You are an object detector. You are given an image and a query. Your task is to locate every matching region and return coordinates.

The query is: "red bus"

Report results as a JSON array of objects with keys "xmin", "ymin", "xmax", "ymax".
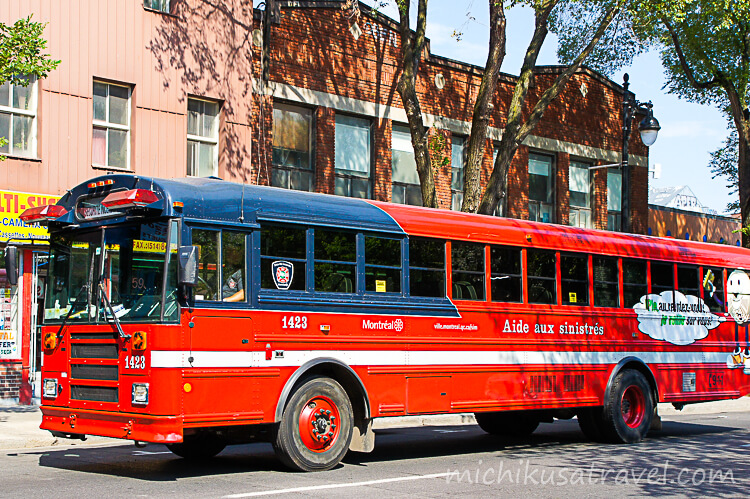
[{"xmin": 14, "ymin": 174, "xmax": 750, "ymax": 471}]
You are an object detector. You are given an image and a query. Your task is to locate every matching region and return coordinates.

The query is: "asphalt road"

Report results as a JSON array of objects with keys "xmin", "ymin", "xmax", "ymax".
[{"xmin": 2, "ymin": 412, "xmax": 748, "ymax": 498}]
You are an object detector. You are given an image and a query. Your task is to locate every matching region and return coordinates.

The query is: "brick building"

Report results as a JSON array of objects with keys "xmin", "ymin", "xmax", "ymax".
[{"xmin": 0, "ymin": 0, "xmax": 651, "ymax": 403}]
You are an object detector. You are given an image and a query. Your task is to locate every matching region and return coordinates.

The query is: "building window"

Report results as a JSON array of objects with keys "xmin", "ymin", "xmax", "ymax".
[
  {"xmin": 335, "ymin": 114, "xmax": 371, "ymax": 198},
  {"xmin": 451, "ymin": 136, "xmax": 465, "ymax": 211},
  {"xmin": 93, "ymin": 81, "xmax": 131, "ymax": 169},
  {"xmin": 144, "ymin": 0, "xmax": 170, "ymax": 13},
  {"xmin": 186, "ymin": 97, "xmax": 219, "ymax": 177},
  {"xmin": 528, "ymin": 153, "xmax": 554, "ymax": 223},
  {"xmin": 272, "ymin": 103, "xmax": 313, "ymax": 191},
  {"xmin": 607, "ymin": 170, "xmax": 622, "ymax": 231},
  {"xmin": 391, "ymin": 125, "xmax": 421, "ymax": 205},
  {"xmin": 569, "ymin": 161, "xmax": 592, "ymax": 228},
  {"xmin": 0, "ymin": 76, "xmax": 37, "ymax": 158}
]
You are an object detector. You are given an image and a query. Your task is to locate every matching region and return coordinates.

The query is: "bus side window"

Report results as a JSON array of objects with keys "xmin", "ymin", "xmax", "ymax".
[
  {"xmin": 365, "ymin": 236, "xmax": 402, "ymax": 293},
  {"xmin": 677, "ymin": 265, "xmax": 699, "ymax": 298},
  {"xmin": 451, "ymin": 241, "xmax": 485, "ymax": 301},
  {"xmin": 409, "ymin": 237, "xmax": 445, "ymax": 298},
  {"xmin": 527, "ymin": 249, "xmax": 556, "ymax": 304},
  {"xmin": 260, "ymin": 225, "xmax": 307, "ymax": 291},
  {"xmin": 490, "ymin": 245, "xmax": 522, "ymax": 303},
  {"xmin": 703, "ymin": 267, "xmax": 724, "ymax": 313},
  {"xmin": 651, "ymin": 262, "xmax": 674, "ymax": 295},
  {"xmin": 192, "ymin": 229, "xmax": 219, "ymax": 301},
  {"xmin": 561, "ymin": 253, "xmax": 588, "ymax": 306},
  {"xmin": 221, "ymin": 231, "xmax": 246, "ymax": 302},
  {"xmin": 593, "ymin": 256, "xmax": 618, "ymax": 307},
  {"xmin": 622, "ymin": 259, "xmax": 647, "ymax": 308},
  {"xmin": 314, "ymin": 230, "xmax": 356, "ymax": 293}
]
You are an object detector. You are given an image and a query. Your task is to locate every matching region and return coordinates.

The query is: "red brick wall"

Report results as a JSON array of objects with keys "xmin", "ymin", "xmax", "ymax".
[
  {"xmin": 593, "ymin": 166, "xmax": 608, "ymax": 230},
  {"xmin": 316, "ymin": 107, "xmax": 336, "ymax": 195},
  {"xmin": 556, "ymin": 152, "xmax": 570, "ymax": 225},
  {"xmin": 0, "ymin": 364, "xmax": 21, "ymax": 401},
  {"xmin": 373, "ymin": 118, "xmax": 392, "ymax": 202}
]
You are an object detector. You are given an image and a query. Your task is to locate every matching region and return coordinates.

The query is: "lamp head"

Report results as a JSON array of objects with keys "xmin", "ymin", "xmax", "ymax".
[{"xmin": 638, "ymin": 102, "xmax": 660, "ymax": 147}]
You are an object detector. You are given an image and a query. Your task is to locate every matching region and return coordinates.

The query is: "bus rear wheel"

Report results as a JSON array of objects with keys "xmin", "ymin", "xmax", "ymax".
[
  {"xmin": 600, "ymin": 369, "xmax": 654, "ymax": 443},
  {"xmin": 273, "ymin": 376, "xmax": 354, "ymax": 472},
  {"xmin": 474, "ymin": 411, "xmax": 540, "ymax": 436},
  {"xmin": 166, "ymin": 433, "xmax": 226, "ymax": 459}
]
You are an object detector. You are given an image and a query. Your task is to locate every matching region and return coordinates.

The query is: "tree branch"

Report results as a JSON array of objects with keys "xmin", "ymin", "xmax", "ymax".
[{"xmin": 661, "ymin": 16, "xmax": 721, "ymax": 91}]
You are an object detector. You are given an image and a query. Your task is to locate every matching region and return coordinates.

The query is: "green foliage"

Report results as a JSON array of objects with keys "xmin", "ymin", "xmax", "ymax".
[
  {"xmin": 709, "ymin": 124, "xmax": 740, "ymax": 213},
  {"xmin": 428, "ymin": 131, "xmax": 451, "ymax": 169},
  {"xmin": 0, "ymin": 15, "xmax": 60, "ymax": 86}
]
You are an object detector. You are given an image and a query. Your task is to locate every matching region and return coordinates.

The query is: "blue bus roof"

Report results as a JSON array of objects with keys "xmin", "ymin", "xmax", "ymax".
[{"xmin": 58, "ymin": 175, "xmax": 405, "ymax": 234}]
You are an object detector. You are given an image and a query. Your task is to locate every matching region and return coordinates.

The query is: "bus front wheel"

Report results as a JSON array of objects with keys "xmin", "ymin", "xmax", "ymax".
[
  {"xmin": 474, "ymin": 411, "xmax": 540, "ymax": 436},
  {"xmin": 273, "ymin": 376, "xmax": 354, "ymax": 471},
  {"xmin": 600, "ymin": 369, "xmax": 654, "ymax": 443}
]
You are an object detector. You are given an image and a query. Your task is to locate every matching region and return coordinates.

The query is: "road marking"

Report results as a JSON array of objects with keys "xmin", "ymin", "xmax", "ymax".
[
  {"xmin": 223, "ymin": 472, "xmax": 453, "ymax": 498},
  {"xmin": 132, "ymin": 450, "xmax": 172, "ymax": 456},
  {"xmin": 433, "ymin": 429, "xmax": 468, "ymax": 434}
]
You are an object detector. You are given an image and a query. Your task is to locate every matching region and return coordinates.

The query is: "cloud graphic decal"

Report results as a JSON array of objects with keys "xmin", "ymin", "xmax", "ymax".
[{"xmin": 633, "ymin": 291, "xmax": 725, "ymax": 345}]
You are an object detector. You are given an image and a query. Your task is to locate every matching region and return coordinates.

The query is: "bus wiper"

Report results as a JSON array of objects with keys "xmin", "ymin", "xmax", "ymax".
[
  {"xmin": 56, "ymin": 283, "xmax": 89, "ymax": 339},
  {"xmin": 97, "ymin": 282, "xmax": 130, "ymax": 341}
]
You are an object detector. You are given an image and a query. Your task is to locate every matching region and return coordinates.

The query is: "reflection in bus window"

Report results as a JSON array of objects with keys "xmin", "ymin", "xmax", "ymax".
[
  {"xmin": 651, "ymin": 262, "xmax": 674, "ymax": 295},
  {"xmin": 193, "ymin": 229, "xmax": 219, "ymax": 300},
  {"xmin": 409, "ymin": 238, "xmax": 445, "ymax": 298},
  {"xmin": 261, "ymin": 225, "xmax": 307, "ymax": 291},
  {"xmin": 221, "ymin": 231, "xmax": 246, "ymax": 302},
  {"xmin": 315, "ymin": 230, "xmax": 356, "ymax": 293},
  {"xmin": 623, "ymin": 259, "xmax": 647, "ymax": 307},
  {"xmin": 677, "ymin": 265, "xmax": 699, "ymax": 298},
  {"xmin": 490, "ymin": 246, "xmax": 522, "ymax": 303},
  {"xmin": 452, "ymin": 242, "xmax": 485, "ymax": 301},
  {"xmin": 527, "ymin": 249, "xmax": 556, "ymax": 304},
  {"xmin": 593, "ymin": 256, "xmax": 618, "ymax": 307},
  {"xmin": 365, "ymin": 237, "xmax": 401, "ymax": 293},
  {"xmin": 561, "ymin": 254, "xmax": 588, "ymax": 306},
  {"xmin": 703, "ymin": 267, "xmax": 724, "ymax": 313}
]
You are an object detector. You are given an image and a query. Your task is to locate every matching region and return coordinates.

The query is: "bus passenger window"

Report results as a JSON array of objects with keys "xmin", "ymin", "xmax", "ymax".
[
  {"xmin": 315, "ymin": 230, "xmax": 356, "ymax": 293},
  {"xmin": 221, "ymin": 231, "xmax": 246, "ymax": 302},
  {"xmin": 703, "ymin": 268, "xmax": 724, "ymax": 313},
  {"xmin": 593, "ymin": 257, "xmax": 618, "ymax": 307},
  {"xmin": 622, "ymin": 259, "xmax": 647, "ymax": 307},
  {"xmin": 677, "ymin": 266, "xmax": 699, "ymax": 298},
  {"xmin": 192, "ymin": 229, "xmax": 219, "ymax": 301},
  {"xmin": 451, "ymin": 242, "xmax": 485, "ymax": 301},
  {"xmin": 527, "ymin": 249, "xmax": 556, "ymax": 304},
  {"xmin": 261, "ymin": 225, "xmax": 306, "ymax": 291},
  {"xmin": 561, "ymin": 254, "xmax": 588, "ymax": 306},
  {"xmin": 365, "ymin": 237, "xmax": 402, "ymax": 293},
  {"xmin": 490, "ymin": 246, "xmax": 522, "ymax": 303},
  {"xmin": 409, "ymin": 238, "xmax": 445, "ymax": 298},
  {"xmin": 651, "ymin": 262, "xmax": 674, "ymax": 295}
]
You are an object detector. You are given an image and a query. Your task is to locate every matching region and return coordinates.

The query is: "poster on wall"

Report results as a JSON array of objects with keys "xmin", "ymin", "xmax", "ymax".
[
  {"xmin": 0, "ymin": 190, "xmax": 61, "ymax": 243},
  {"xmin": 0, "ymin": 287, "xmax": 19, "ymax": 360}
]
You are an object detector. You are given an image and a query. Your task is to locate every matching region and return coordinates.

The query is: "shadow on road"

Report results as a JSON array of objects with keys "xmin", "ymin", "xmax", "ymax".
[{"xmin": 32, "ymin": 418, "xmax": 748, "ymax": 496}]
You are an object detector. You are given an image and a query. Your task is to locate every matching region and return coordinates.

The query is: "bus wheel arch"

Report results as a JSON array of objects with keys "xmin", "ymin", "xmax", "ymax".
[
  {"xmin": 604, "ymin": 357, "xmax": 659, "ymax": 410},
  {"xmin": 275, "ymin": 358, "xmax": 374, "ymax": 453}
]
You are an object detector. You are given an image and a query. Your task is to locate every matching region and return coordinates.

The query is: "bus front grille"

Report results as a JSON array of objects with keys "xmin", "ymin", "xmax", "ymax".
[
  {"xmin": 71, "ymin": 344, "xmax": 119, "ymax": 359},
  {"xmin": 70, "ymin": 386, "xmax": 118, "ymax": 403},
  {"xmin": 71, "ymin": 364, "xmax": 119, "ymax": 381}
]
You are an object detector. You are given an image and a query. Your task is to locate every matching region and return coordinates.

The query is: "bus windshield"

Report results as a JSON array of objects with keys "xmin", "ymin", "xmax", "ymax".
[{"xmin": 44, "ymin": 220, "xmax": 179, "ymax": 324}]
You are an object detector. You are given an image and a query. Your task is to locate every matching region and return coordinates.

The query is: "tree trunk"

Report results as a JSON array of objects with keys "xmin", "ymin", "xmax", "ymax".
[
  {"xmin": 737, "ymin": 119, "xmax": 750, "ymax": 247},
  {"xmin": 461, "ymin": 2, "xmax": 506, "ymax": 213}
]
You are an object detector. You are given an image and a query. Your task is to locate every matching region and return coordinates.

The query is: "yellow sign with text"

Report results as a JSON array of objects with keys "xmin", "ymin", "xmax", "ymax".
[
  {"xmin": 0, "ymin": 190, "xmax": 61, "ymax": 243},
  {"xmin": 133, "ymin": 240, "xmax": 167, "ymax": 253}
]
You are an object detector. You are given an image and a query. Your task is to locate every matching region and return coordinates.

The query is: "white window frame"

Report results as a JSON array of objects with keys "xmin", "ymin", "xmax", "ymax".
[
  {"xmin": 607, "ymin": 169, "xmax": 623, "ymax": 231},
  {"xmin": 451, "ymin": 136, "xmax": 466, "ymax": 211},
  {"xmin": 0, "ymin": 77, "xmax": 38, "ymax": 159},
  {"xmin": 92, "ymin": 81, "xmax": 132, "ymax": 169},
  {"xmin": 391, "ymin": 124, "xmax": 421, "ymax": 206},
  {"xmin": 186, "ymin": 96, "xmax": 220, "ymax": 178},
  {"xmin": 271, "ymin": 102, "xmax": 314, "ymax": 191},
  {"xmin": 569, "ymin": 160, "xmax": 593, "ymax": 229},
  {"xmin": 528, "ymin": 152, "xmax": 555, "ymax": 223},
  {"xmin": 334, "ymin": 114, "xmax": 372, "ymax": 199}
]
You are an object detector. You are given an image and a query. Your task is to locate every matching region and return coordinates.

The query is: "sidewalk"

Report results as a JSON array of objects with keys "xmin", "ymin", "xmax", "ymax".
[{"xmin": 1, "ymin": 397, "xmax": 748, "ymax": 452}]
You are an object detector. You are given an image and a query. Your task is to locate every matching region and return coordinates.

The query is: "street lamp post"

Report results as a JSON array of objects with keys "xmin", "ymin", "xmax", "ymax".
[{"xmin": 621, "ymin": 73, "xmax": 661, "ymax": 233}]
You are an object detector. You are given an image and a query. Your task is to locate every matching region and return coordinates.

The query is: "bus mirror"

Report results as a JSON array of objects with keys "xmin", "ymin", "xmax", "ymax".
[
  {"xmin": 178, "ymin": 246, "xmax": 199, "ymax": 286},
  {"xmin": 4, "ymin": 246, "xmax": 18, "ymax": 286}
]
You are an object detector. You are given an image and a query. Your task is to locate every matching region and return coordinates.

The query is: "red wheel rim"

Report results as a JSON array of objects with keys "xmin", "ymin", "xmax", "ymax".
[
  {"xmin": 621, "ymin": 385, "xmax": 646, "ymax": 428},
  {"xmin": 298, "ymin": 395, "xmax": 341, "ymax": 453}
]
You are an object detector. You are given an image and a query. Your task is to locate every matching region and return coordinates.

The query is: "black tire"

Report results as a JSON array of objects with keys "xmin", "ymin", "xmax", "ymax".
[
  {"xmin": 474, "ymin": 411, "xmax": 540, "ymax": 436},
  {"xmin": 600, "ymin": 369, "xmax": 654, "ymax": 443},
  {"xmin": 166, "ymin": 433, "xmax": 226, "ymax": 459},
  {"xmin": 273, "ymin": 376, "xmax": 354, "ymax": 472},
  {"xmin": 577, "ymin": 407, "xmax": 606, "ymax": 442}
]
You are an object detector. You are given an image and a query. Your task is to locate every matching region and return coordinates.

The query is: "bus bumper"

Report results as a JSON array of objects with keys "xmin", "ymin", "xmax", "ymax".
[{"xmin": 40, "ymin": 406, "xmax": 183, "ymax": 444}]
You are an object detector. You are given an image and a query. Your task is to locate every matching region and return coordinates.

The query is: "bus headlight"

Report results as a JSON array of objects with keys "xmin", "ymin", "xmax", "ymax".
[
  {"xmin": 132, "ymin": 383, "xmax": 149, "ymax": 405},
  {"xmin": 43, "ymin": 378, "xmax": 58, "ymax": 398}
]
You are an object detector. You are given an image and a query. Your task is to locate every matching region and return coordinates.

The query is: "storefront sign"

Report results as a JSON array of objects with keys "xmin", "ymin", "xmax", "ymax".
[
  {"xmin": 0, "ymin": 288, "xmax": 19, "ymax": 360},
  {"xmin": 0, "ymin": 190, "xmax": 61, "ymax": 242}
]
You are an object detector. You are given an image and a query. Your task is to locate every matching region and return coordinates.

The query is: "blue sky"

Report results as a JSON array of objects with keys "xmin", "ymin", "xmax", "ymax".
[{"xmin": 359, "ymin": 1, "xmax": 733, "ymax": 213}]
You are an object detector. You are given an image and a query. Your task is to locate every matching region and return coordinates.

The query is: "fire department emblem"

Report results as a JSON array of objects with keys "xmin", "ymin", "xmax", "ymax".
[{"xmin": 272, "ymin": 260, "xmax": 294, "ymax": 290}]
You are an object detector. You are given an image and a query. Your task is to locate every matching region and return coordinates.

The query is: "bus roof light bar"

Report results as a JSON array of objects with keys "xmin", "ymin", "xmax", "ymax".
[
  {"xmin": 19, "ymin": 205, "xmax": 69, "ymax": 224},
  {"xmin": 101, "ymin": 189, "xmax": 159, "ymax": 209}
]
